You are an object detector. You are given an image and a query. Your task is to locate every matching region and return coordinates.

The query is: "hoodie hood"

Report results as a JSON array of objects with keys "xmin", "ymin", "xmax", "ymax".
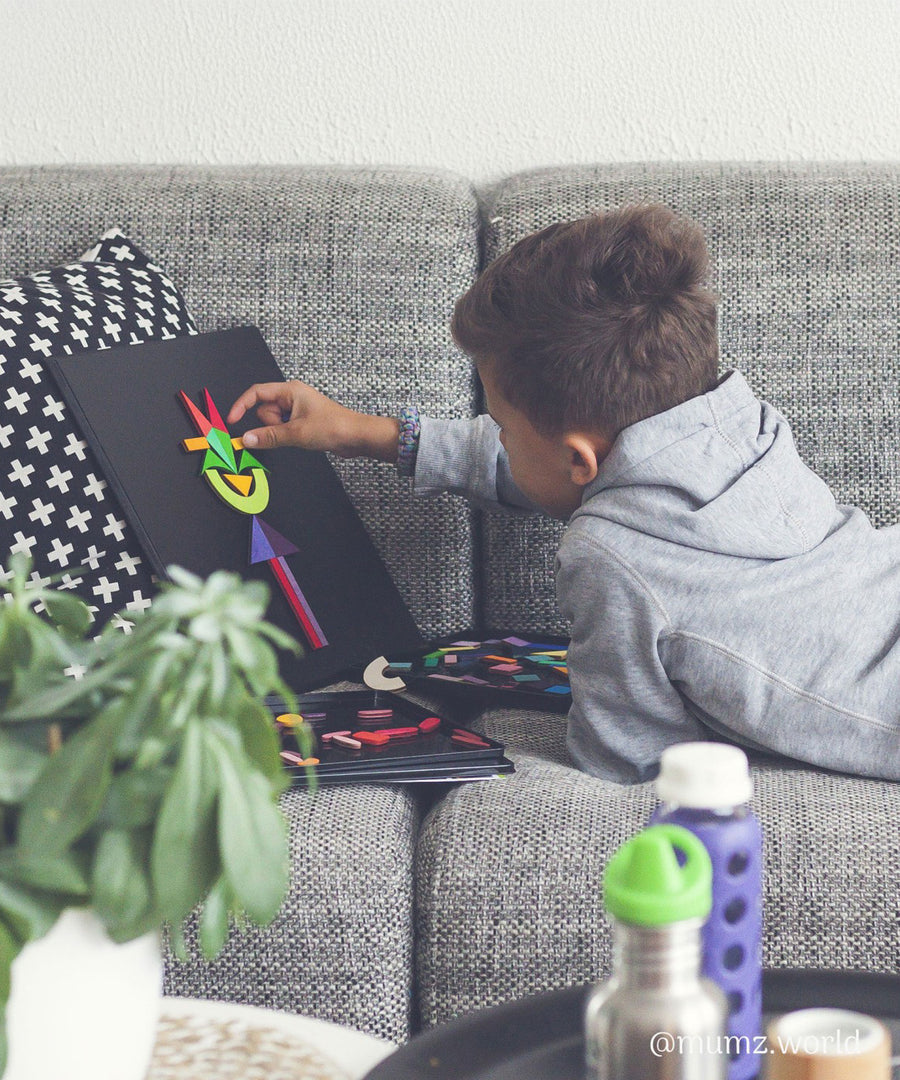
[{"xmin": 573, "ymin": 370, "xmax": 838, "ymax": 559}]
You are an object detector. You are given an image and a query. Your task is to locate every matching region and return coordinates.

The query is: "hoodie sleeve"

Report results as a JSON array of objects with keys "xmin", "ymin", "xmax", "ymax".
[
  {"xmin": 556, "ymin": 529, "xmax": 707, "ymax": 784},
  {"xmin": 411, "ymin": 414, "xmax": 541, "ymax": 514}
]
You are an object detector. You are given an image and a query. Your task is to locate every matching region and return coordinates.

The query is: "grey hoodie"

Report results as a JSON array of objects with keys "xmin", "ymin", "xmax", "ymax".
[{"xmin": 414, "ymin": 370, "xmax": 900, "ymax": 784}]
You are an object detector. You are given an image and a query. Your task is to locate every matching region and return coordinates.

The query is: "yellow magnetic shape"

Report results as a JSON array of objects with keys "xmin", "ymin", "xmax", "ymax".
[
  {"xmin": 204, "ymin": 467, "xmax": 270, "ymax": 514},
  {"xmin": 231, "ymin": 437, "xmax": 245, "ymax": 449},
  {"xmin": 222, "ymin": 473, "xmax": 253, "ymax": 496}
]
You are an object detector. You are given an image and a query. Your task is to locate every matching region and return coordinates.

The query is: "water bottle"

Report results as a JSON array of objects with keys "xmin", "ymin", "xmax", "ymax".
[
  {"xmin": 651, "ymin": 742, "xmax": 763, "ymax": 1080},
  {"xmin": 585, "ymin": 824, "xmax": 728, "ymax": 1079}
]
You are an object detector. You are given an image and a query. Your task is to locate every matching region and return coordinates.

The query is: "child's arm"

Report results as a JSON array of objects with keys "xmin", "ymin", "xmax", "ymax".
[
  {"xmin": 227, "ymin": 380, "xmax": 399, "ymax": 460},
  {"xmin": 557, "ymin": 528, "xmax": 707, "ymax": 783},
  {"xmin": 227, "ymin": 381, "xmax": 541, "ymax": 514},
  {"xmin": 413, "ymin": 413, "xmax": 541, "ymax": 514}
]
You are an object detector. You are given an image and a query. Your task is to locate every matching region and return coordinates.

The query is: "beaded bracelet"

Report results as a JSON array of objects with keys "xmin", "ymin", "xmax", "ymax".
[{"xmin": 397, "ymin": 405, "xmax": 421, "ymax": 477}]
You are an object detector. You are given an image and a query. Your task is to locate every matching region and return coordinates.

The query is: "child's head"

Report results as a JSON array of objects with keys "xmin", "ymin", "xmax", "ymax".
[{"xmin": 451, "ymin": 203, "xmax": 719, "ymax": 443}]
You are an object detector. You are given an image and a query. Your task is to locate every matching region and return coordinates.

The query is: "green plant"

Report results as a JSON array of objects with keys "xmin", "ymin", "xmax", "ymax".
[{"xmin": 0, "ymin": 553, "xmax": 311, "ymax": 1069}]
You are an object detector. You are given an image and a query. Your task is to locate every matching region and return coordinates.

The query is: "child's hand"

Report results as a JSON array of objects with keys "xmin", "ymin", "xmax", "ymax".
[{"xmin": 227, "ymin": 381, "xmax": 399, "ymax": 462}]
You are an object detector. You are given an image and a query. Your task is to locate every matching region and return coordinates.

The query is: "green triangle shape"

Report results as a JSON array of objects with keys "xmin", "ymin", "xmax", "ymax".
[
  {"xmin": 200, "ymin": 447, "xmax": 232, "ymax": 474},
  {"xmin": 239, "ymin": 449, "xmax": 268, "ymax": 473},
  {"xmin": 206, "ymin": 427, "xmax": 237, "ymax": 472}
]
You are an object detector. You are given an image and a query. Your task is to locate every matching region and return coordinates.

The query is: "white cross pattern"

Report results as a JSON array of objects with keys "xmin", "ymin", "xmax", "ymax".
[
  {"xmin": 66, "ymin": 505, "xmax": 93, "ymax": 533},
  {"xmin": 0, "ymin": 490, "xmax": 17, "ymax": 520},
  {"xmin": 115, "ymin": 552, "xmax": 142, "ymax": 576},
  {"xmin": 42, "ymin": 395, "xmax": 66, "ymax": 422},
  {"xmin": 102, "ymin": 514, "xmax": 126, "ymax": 542},
  {"xmin": 28, "ymin": 333, "xmax": 53, "ymax": 357},
  {"xmin": 4, "ymin": 386, "xmax": 30, "ymax": 415},
  {"xmin": 25, "ymin": 426, "xmax": 52, "ymax": 455},
  {"xmin": 8, "ymin": 459, "xmax": 35, "ymax": 487},
  {"xmin": 10, "ymin": 531, "xmax": 37, "ymax": 557},
  {"xmin": 83, "ymin": 545, "xmax": 106, "ymax": 571},
  {"xmin": 47, "ymin": 464, "xmax": 73, "ymax": 492},
  {"xmin": 47, "ymin": 536, "xmax": 74, "ymax": 566},
  {"xmin": 92, "ymin": 576, "xmax": 120, "ymax": 605},
  {"xmin": 63, "ymin": 433, "xmax": 88, "ymax": 460},
  {"xmin": 28, "ymin": 497, "xmax": 55, "ymax": 526},
  {"xmin": 83, "ymin": 473, "xmax": 107, "ymax": 502},
  {"xmin": 18, "ymin": 357, "xmax": 44, "ymax": 384}
]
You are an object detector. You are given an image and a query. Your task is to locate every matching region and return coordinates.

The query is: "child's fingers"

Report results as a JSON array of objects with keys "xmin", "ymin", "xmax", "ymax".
[
  {"xmin": 227, "ymin": 382, "xmax": 292, "ymax": 424},
  {"xmin": 241, "ymin": 424, "xmax": 284, "ymax": 449}
]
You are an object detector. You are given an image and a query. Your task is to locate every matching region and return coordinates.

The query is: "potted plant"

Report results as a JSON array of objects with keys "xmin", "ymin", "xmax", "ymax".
[{"xmin": 0, "ymin": 552, "xmax": 311, "ymax": 1080}]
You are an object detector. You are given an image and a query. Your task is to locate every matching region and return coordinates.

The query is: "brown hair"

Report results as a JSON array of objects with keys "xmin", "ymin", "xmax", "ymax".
[{"xmin": 450, "ymin": 203, "xmax": 719, "ymax": 437}]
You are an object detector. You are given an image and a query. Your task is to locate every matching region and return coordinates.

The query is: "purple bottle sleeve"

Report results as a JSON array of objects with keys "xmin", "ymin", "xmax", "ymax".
[{"xmin": 651, "ymin": 804, "xmax": 763, "ymax": 1080}]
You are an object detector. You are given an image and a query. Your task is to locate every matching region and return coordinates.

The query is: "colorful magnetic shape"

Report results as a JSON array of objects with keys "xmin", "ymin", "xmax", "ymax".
[
  {"xmin": 200, "ymin": 447, "xmax": 231, "ymax": 474},
  {"xmin": 205, "ymin": 426, "xmax": 238, "ymax": 472},
  {"xmin": 202, "ymin": 388, "xmax": 227, "ymax": 431},
  {"xmin": 269, "ymin": 555, "xmax": 328, "ymax": 648},
  {"xmin": 179, "ymin": 390, "xmax": 214, "ymax": 436},
  {"xmin": 179, "ymin": 387, "xmax": 328, "ymax": 651},
  {"xmin": 249, "ymin": 516, "xmax": 299, "ymax": 562},
  {"xmin": 223, "ymin": 473, "xmax": 254, "ymax": 496},
  {"xmin": 205, "ymin": 467, "xmax": 270, "ymax": 514},
  {"xmin": 238, "ymin": 448, "xmax": 268, "ymax": 473}
]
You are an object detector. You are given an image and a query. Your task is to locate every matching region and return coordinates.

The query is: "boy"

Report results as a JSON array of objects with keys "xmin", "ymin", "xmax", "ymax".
[{"xmin": 228, "ymin": 204, "xmax": 900, "ymax": 784}]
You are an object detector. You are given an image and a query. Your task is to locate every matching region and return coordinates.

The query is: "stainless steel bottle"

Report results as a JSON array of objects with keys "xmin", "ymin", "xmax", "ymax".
[{"xmin": 585, "ymin": 824, "xmax": 728, "ymax": 1080}]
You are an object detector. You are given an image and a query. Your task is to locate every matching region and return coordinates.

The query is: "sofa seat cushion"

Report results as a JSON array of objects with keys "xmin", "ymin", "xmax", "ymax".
[
  {"xmin": 415, "ymin": 750, "xmax": 900, "ymax": 1028},
  {"xmin": 164, "ymin": 780, "xmax": 420, "ymax": 1045}
]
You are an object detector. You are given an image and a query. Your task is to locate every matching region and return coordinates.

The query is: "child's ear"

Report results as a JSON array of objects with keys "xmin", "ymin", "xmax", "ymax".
[{"xmin": 564, "ymin": 433, "xmax": 609, "ymax": 487}]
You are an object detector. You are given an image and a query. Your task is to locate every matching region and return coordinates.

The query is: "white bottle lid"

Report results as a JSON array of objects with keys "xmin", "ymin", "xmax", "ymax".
[{"xmin": 655, "ymin": 742, "xmax": 753, "ymax": 809}]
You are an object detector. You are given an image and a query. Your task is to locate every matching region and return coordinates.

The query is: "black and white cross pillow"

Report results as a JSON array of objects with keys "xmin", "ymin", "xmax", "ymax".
[{"xmin": 0, "ymin": 229, "xmax": 198, "ymax": 630}]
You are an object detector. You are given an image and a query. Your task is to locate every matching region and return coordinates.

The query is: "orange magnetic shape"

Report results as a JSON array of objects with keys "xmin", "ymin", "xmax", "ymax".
[
  {"xmin": 183, "ymin": 436, "xmax": 210, "ymax": 452},
  {"xmin": 223, "ymin": 473, "xmax": 254, "ymax": 496}
]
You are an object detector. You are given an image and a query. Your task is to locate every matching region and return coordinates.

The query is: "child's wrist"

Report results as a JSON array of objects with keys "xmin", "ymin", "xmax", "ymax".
[{"xmin": 339, "ymin": 413, "xmax": 399, "ymax": 462}]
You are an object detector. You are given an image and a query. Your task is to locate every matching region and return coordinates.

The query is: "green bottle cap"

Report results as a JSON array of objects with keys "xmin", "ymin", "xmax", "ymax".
[{"xmin": 603, "ymin": 824, "xmax": 712, "ymax": 926}]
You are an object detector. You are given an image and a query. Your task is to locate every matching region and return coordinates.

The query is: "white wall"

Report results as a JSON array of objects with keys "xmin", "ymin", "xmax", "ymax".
[{"xmin": 3, "ymin": 0, "xmax": 900, "ymax": 183}]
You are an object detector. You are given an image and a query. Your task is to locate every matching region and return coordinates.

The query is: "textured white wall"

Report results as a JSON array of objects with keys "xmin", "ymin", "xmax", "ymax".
[{"xmin": 3, "ymin": 0, "xmax": 900, "ymax": 182}]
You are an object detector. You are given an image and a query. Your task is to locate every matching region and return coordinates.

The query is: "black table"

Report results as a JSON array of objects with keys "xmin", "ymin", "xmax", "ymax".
[{"xmin": 364, "ymin": 971, "xmax": 900, "ymax": 1079}]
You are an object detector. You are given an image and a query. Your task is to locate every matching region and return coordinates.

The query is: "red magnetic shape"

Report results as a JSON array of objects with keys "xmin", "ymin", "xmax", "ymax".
[
  {"xmin": 203, "ymin": 388, "xmax": 228, "ymax": 432},
  {"xmin": 179, "ymin": 390, "xmax": 213, "ymax": 436}
]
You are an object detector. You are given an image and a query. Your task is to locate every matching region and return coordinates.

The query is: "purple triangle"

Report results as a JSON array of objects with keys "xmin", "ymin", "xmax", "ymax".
[{"xmin": 249, "ymin": 516, "xmax": 299, "ymax": 564}]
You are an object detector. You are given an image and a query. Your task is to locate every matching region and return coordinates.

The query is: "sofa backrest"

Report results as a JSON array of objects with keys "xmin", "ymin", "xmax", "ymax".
[
  {"xmin": 0, "ymin": 164, "xmax": 481, "ymax": 639},
  {"xmin": 477, "ymin": 163, "xmax": 900, "ymax": 633},
  {"xmin": 4, "ymin": 163, "xmax": 900, "ymax": 645}
]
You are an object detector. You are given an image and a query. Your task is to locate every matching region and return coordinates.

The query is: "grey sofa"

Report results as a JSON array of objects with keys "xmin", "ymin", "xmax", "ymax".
[{"xmin": 1, "ymin": 163, "xmax": 899, "ymax": 1047}]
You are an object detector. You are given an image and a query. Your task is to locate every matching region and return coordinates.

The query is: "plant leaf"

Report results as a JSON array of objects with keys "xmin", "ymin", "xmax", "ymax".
[
  {"xmin": 198, "ymin": 876, "xmax": 231, "ymax": 960},
  {"xmin": 98, "ymin": 766, "xmax": 173, "ymax": 829},
  {"xmin": 0, "ymin": 916, "xmax": 21, "ymax": 1078},
  {"xmin": 0, "ymin": 734, "xmax": 47, "ymax": 803},
  {"xmin": 0, "ymin": 850, "xmax": 88, "ymax": 895},
  {"xmin": 0, "ymin": 879, "xmax": 68, "ymax": 944},
  {"xmin": 41, "ymin": 590, "xmax": 92, "ymax": 638},
  {"xmin": 150, "ymin": 720, "xmax": 220, "ymax": 922},
  {"xmin": 205, "ymin": 730, "xmax": 288, "ymax": 925},
  {"xmin": 92, "ymin": 829, "xmax": 153, "ymax": 942},
  {"xmin": 17, "ymin": 705, "xmax": 121, "ymax": 856}
]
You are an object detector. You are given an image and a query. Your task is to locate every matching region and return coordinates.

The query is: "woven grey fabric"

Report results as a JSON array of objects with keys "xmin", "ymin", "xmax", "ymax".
[
  {"xmin": 164, "ymin": 780, "xmax": 420, "ymax": 1045},
  {"xmin": 0, "ymin": 164, "xmax": 481, "ymax": 637},
  {"xmin": 469, "ymin": 705, "xmax": 572, "ymax": 766},
  {"xmin": 475, "ymin": 163, "xmax": 900, "ymax": 631},
  {"xmin": 416, "ymin": 750, "xmax": 900, "ymax": 1028}
]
